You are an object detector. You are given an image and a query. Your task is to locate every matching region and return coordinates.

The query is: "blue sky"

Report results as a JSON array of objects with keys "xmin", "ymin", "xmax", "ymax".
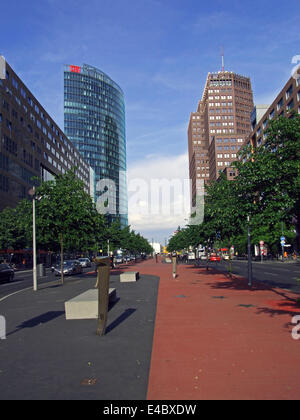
[{"xmin": 2, "ymin": 0, "xmax": 300, "ymax": 244}]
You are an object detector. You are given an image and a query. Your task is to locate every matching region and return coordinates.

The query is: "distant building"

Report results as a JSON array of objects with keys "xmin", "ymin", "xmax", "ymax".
[
  {"xmin": 0, "ymin": 56, "xmax": 92, "ymax": 212},
  {"xmin": 250, "ymin": 105, "xmax": 270, "ymax": 130},
  {"xmin": 151, "ymin": 242, "xmax": 162, "ymax": 254},
  {"xmin": 188, "ymin": 70, "xmax": 253, "ymax": 207},
  {"xmin": 221, "ymin": 166, "xmax": 238, "ymax": 181},
  {"xmin": 63, "ymin": 63, "xmax": 128, "ymax": 227}
]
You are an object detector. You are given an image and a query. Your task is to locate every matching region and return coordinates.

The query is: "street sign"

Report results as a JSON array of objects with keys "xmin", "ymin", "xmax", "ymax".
[
  {"xmin": 259, "ymin": 240, "xmax": 264, "ymax": 246},
  {"xmin": 280, "ymin": 236, "xmax": 285, "ymax": 241}
]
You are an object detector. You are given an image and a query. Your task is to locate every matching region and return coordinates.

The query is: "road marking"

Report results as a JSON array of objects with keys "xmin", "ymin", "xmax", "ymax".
[
  {"xmin": 0, "ymin": 281, "xmax": 23, "ymax": 287},
  {"xmin": 0, "ymin": 287, "xmax": 33, "ymax": 303},
  {"xmin": 263, "ymin": 272, "xmax": 279, "ymax": 276}
]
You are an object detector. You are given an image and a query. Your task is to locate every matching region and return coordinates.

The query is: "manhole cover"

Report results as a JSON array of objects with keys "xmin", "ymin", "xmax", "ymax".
[
  {"xmin": 212, "ymin": 296, "xmax": 225, "ymax": 299},
  {"xmin": 175, "ymin": 295, "xmax": 186, "ymax": 298},
  {"xmin": 80, "ymin": 378, "xmax": 97, "ymax": 386},
  {"xmin": 238, "ymin": 304, "xmax": 255, "ymax": 308}
]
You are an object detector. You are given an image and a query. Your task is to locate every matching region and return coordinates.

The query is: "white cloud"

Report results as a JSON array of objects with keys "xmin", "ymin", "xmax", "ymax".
[{"xmin": 127, "ymin": 153, "xmax": 190, "ymax": 232}]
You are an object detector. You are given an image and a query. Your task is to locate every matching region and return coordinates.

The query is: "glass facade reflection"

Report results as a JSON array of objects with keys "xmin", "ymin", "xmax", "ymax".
[{"xmin": 64, "ymin": 64, "xmax": 128, "ymax": 226}]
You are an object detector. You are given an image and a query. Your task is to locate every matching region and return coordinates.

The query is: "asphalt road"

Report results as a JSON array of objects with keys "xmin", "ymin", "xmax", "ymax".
[
  {"xmin": 0, "ymin": 266, "xmax": 94, "ymax": 300},
  {"xmin": 202, "ymin": 259, "xmax": 300, "ymax": 294},
  {"xmin": 0, "ymin": 266, "xmax": 159, "ymax": 400}
]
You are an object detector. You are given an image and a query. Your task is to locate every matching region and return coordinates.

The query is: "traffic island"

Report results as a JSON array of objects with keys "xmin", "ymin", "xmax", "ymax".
[
  {"xmin": 120, "ymin": 271, "xmax": 139, "ymax": 282},
  {"xmin": 65, "ymin": 288, "xmax": 117, "ymax": 320}
]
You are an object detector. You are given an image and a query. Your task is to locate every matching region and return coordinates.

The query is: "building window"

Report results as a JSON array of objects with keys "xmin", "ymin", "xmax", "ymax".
[
  {"xmin": 286, "ymin": 84, "xmax": 293, "ymax": 99},
  {"xmin": 287, "ymin": 99, "xmax": 294, "ymax": 111},
  {"xmin": 277, "ymin": 97, "xmax": 283, "ymax": 110}
]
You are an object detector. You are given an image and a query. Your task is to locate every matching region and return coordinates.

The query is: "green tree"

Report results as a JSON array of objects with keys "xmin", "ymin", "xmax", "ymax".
[
  {"xmin": 234, "ymin": 114, "xmax": 300, "ymax": 253},
  {"xmin": 0, "ymin": 200, "xmax": 32, "ymax": 251},
  {"xmin": 34, "ymin": 169, "xmax": 99, "ymax": 283}
]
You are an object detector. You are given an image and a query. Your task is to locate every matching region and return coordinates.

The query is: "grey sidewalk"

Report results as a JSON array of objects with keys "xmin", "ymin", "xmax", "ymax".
[{"xmin": 0, "ymin": 272, "xmax": 159, "ymax": 400}]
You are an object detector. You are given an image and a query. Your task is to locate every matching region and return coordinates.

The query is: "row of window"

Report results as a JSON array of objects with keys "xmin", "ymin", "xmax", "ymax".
[
  {"xmin": 210, "ymin": 80, "xmax": 232, "ymax": 87},
  {"xmin": 209, "ymin": 108, "xmax": 233, "ymax": 114},
  {"xmin": 208, "ymin": 89, "xmax": 232, "ymax": 94},
  {"xmin": 0, "ymin": 173, "xmax": 9, "ymax": 192},
  {"xmin": 216, "ymin": 145, "xmax": 241, "ymax": 151},
  {"xmin": 254, "ymin": 79, "xmax": 300, "ymax": 140},
  {"xmin": 217, "ymin": 153, "xmax": 237, "ymax": 158},
  {"xmin": 209, "ymin": 95, "xmax": 232, "ymax": 100},
  {"xmin": 210, "ymin": 122, "xmax": 234, "ymax": 127},
  {"xmin": 209, "ymin": 102, "xmax": 233, "ymax": 107},
  {"xmin": 217, "ymin": 161, "xmax": 232, "ymax": 167},
  {"xmin": 216, "ymin": 138, "xmax": 244, "ymax": 143},
  {"xmin": 210, "ymin": 129, "xmax": 235, "ymax": 134},
  {"xmin": 3, "ymin": 76, "xmax": 90, "ymax": 176},
  {"xmin": 209, "ymin": 115, "xmax": 234, "ymax": 120}
]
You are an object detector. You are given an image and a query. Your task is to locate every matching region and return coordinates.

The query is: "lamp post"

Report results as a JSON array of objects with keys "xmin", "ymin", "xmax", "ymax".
[
  {"xmin": 28, "ymin": 186, "xmax": 37, "ymax": 291},
  {"xmin": 247, "ymin": 215, "xmax": 253, "ymax": 288}
]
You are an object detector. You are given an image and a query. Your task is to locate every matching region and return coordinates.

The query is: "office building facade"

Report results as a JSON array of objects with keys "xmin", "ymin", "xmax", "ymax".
[
  {"xmin": 248, "ymin": 75, "xmax": 300, "ymax": 150},
  {"xmin": 0, "ymin": 56, "xmax": 91, "ymax": 212},
  {"xmin": 188, "ymin": 71, "xmax": 253, "ymax": 206},
  {"xmin": 64, "ymin": 64, "xmax": 128, "ymax": 226}
]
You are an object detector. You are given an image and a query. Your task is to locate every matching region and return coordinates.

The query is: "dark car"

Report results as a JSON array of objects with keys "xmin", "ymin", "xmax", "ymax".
[
  {"xmin": 0, "ymin": 263, "xmax": 15, "ymax": 282},
  {"xmin": 54, "ymin": 260, "xmax": 83, "ymax": 276}
]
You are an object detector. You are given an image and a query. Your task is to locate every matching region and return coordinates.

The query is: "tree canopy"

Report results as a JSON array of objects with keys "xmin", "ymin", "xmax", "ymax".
[
  {"xmin": 0, "ymin": 169, "xmax": 153, "ymax": 260},
  {"xmin": 168, "ymin": 115, "xmax": 300, "ymax": 255}
]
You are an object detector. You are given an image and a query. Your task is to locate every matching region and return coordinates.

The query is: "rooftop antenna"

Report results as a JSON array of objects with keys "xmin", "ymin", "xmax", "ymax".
[{"xmin": 221, "ymin": 46, "xmax": 224, "ymax": 72}]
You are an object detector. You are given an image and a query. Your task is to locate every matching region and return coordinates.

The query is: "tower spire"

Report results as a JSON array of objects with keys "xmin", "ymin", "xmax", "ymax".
[{"xmin": 221, "ymin": 46, "xmax": 224, "ymax": 72}]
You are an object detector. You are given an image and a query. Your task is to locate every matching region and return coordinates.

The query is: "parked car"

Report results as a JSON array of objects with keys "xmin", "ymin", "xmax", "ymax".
[
  {"xmin": 188, "ymin": 252, "xmax": 195, "ymax": 260},
  {"xmin": 210, "ymin": 253, "xmax": 220, "ymax": 262},
  {"xmin": 54, "ymin": 260, "xmax": 83, "ymax": 276},
  {"xmin": 115, "ymin": 256, "xmax": 123, "ymax": 264},
  {"xmin": 78, "ymin": 258, "xmax": 91, "ymax": 268},
  {"xmin": 0, "ymin": 263, "xmax": 15, "ymax": 282}
]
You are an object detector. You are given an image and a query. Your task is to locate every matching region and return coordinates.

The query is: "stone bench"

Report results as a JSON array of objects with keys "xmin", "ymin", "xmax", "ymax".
[
  {"xmin": 65, "ymin": 288, "xmax": 117, "ymax": 320},
  {"xmin": 120, "ymin": 271, "xmax": 139, "ymax": 282}
]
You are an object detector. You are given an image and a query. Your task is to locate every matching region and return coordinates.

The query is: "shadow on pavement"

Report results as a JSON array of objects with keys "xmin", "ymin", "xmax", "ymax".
[
  {"xmin": 7, "ymin": 311, "xmax": 65, "ymax": 337},
  {"xmin": 105, "ymin": 308, "xmax": 136, "ymax": 334},
  {"xmin": 187, "ymin": 264, "xmax": 300, "ymax": 319}
]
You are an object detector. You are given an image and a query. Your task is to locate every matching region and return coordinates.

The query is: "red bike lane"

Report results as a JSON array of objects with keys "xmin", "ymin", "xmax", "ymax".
[{"xmin": 116, "ymin": 257, "xmax": 300, "ymax": 400}]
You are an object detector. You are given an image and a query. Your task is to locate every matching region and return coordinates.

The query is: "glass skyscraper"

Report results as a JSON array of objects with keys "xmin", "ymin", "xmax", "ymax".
[{"xmin": 64, "ymin": 64, "xmax": 128, "ymax": 226}]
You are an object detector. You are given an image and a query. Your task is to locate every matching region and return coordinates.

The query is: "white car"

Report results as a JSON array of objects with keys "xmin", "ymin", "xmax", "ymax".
[
  {"xmin": 115, "ymin": 256, "xmax": 123, "ymax": 264},
  {"xmin": 78, "ymin": 258, "xmax": 91, "ymax": 268},
  {"xmin": 188, "ymin": 252, "xmax": 195, "ymax": 260}
]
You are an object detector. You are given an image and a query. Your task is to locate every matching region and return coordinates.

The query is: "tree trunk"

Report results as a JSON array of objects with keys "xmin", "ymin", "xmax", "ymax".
[{"xmin": 60, "ymin": 235, "xmax": 64, "ymax": 285}]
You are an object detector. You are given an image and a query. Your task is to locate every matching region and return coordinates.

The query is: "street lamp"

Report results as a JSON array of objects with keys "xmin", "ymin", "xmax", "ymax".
[{"xmin": 28, "ymin": 186, "xmax": 37, "ymax": 291}]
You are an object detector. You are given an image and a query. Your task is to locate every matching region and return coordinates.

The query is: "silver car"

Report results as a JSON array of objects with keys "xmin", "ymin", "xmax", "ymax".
[
  {"xmin": 54, "ymin": 260, "xmax": 83, "ymax": 276},
  {"xmin": 78, "ymin": 257, "xmax": 91, "ymax": 268}
]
